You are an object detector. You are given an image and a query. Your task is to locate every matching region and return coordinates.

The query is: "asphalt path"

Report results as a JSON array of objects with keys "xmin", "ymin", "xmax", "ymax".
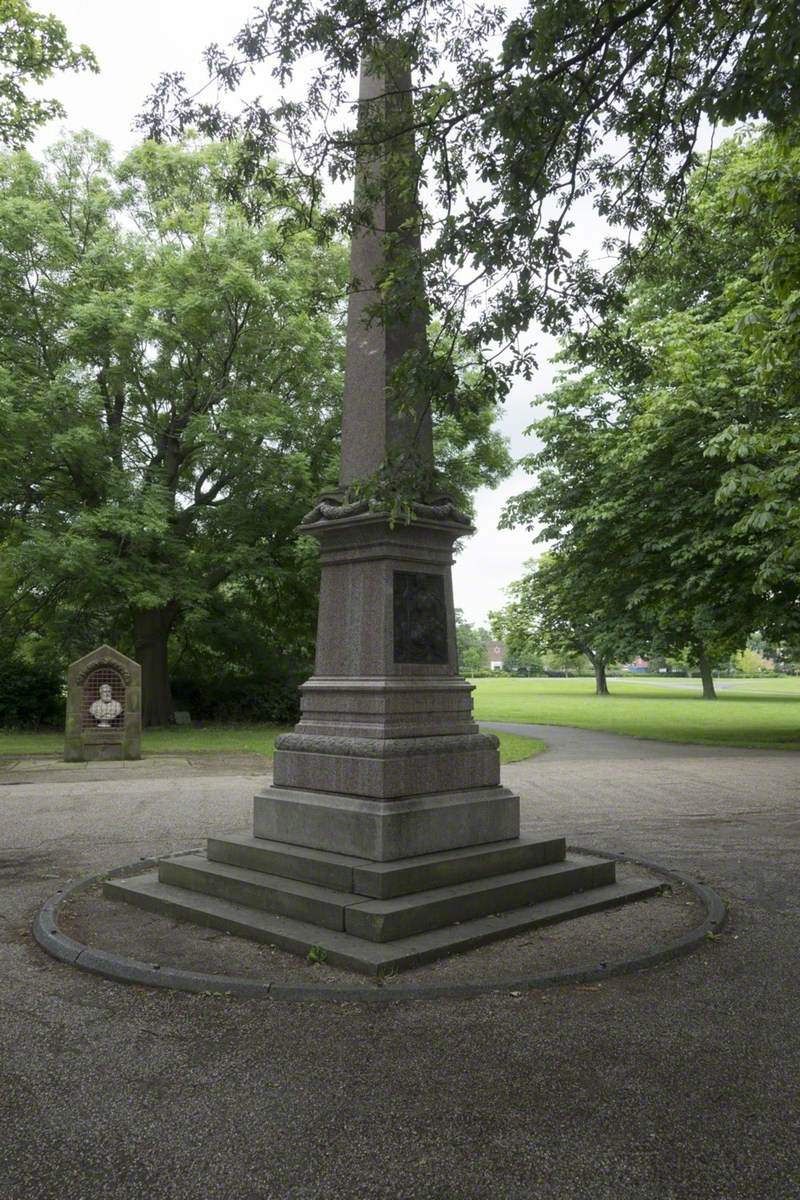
[{"xmin": 1, "ymin": 724, "xmax": 798, "ymax": 1200}]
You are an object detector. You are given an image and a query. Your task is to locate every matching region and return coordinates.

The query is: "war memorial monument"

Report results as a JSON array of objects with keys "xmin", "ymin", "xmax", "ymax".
[{"xmin": 105, "ymin": 55, "xmax": 658, "ymax": 974}]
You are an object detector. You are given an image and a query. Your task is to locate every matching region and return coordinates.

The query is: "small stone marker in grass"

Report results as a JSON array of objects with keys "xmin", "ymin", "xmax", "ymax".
[{"xmin": 64, "ymin": 645, "xmax": 141, "ymax": 762}]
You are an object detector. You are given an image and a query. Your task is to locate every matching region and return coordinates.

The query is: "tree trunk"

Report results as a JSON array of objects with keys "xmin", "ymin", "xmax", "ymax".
[
  {"xmin": 133, "ymin": 602, "xmax": 179, "ymax": 726},
  {"xmin": 696, "ymin": 645, "xmax": 717, "ymax": 700},
  {"xmin": 593, "ymin": 658, "xmax": 610, "ymax": 696}
]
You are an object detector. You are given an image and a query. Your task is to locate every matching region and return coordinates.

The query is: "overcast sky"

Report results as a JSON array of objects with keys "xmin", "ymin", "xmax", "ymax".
[{"xmin": 30, "ymin": 1, "xmax": 596, "ymax": 626}]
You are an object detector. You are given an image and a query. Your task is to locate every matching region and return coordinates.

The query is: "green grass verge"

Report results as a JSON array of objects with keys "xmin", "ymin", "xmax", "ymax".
[
  {"xmin": 0, "ymin": 730, "xmax": 64, "ymax": 756},
  {"xmin": 0, "ymin": 723, "xmax": 546, "ymax": 764},
  {"xmin": 143, "ymin": 724, "xmax": 287, "ymax": 756},
  {"xmin": 6, "ymin": 675, "xmax": 798, "ymax": 756},
  {"xmin": 494, "ymin": 732, "xmax": 547, "ymax": 763},
  {"xmin": 472, "ymin": 676, "xmax": 800, "ymax": 749},
  {"xmin": 0, "ymin": 724, "xmax": 287, "ymax": 759}
]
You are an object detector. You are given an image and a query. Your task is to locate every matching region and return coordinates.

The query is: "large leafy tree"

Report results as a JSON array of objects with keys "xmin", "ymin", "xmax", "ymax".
[
  {"xmin": 657, "ymin": 124, "xmax": 800, "ymax": 598},
  {"xmin": 491, "ymin": 553, "xmax": 639, "ymax": 696},
  {"xmin": 0, "ymin": 133, "xmax": 511, "ymax": 724},
  {"xmin": 139, "ymin": 0, "xmax": 800, "ymax": 418},
  {"xmin": 454, "ymin": 610, "xmax": 491, "ymax": 672},
  {"xmin": 0, "ymin": 0, "xmax": 96, "ymax": 147},
  {"xmin": 502, "ymin": 378, "xmax": 756, "ymax": 699},
  {"xmin": 0, "ymin": 134, "xmax": 348, "ymax": 724},
  {"xmin": 503, "ymin": 124, "xmax": 800, "ymax": 698}
]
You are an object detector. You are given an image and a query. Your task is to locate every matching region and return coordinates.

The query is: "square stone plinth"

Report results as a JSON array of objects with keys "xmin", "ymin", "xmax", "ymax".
[{"xmin": 252, "ymin": 784, "xmax": 520, "ymax": 862}]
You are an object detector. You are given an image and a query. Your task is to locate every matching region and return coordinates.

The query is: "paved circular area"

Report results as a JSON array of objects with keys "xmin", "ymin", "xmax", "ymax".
[{"xmin": 1, "ymin": 725, "xmax": 798, "ymax": 1199}]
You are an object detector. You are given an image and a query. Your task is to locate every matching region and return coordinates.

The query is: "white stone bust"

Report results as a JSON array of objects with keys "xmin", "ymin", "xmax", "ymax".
[{"xmin": 89, "ymin": 683, "xmax": 123, "ymax": 727}]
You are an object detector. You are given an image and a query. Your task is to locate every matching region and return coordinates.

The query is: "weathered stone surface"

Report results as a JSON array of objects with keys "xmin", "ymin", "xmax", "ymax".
[
  {"xmin": 351, "ymin": 836, "xmax": 567, "ymax": 899},
  {"xmin": 338, "ymin": 57, "xmax": 432, "ymax": 485},
  {"xmin": 273, "ymin": 732, "xmax": 500, "ymax": 799},
  {"xmin": 344, "ymin": 857, "xmax": 616, "ymax": 942},
  {"xmin": 253, "ymin": 785, "xmax": 520, "ymax": 862},
  {"xmin": 291, "ymin": 675, "xmax": 478, "ymax": 741},
  {"xmin": 294, "ymin": 516, "xmax": 467, "ymax": 687},
  {"xmin": 207, "ymin": 834, "xmax": 359, "ymax": 893},
  {"xmin": 156, "ymin": 851, "xmax": 615, "ymax": 943},
  {"xmin": 208, "ymin": 832, "xmax": 566, "ymax": 899},
  {"xmin": 64, "ymin": 644, "xmax": 141, "ymax": 763},
  {"xmin": 158, "ymin": 855, "xmax": 352, "ymax": 932}
]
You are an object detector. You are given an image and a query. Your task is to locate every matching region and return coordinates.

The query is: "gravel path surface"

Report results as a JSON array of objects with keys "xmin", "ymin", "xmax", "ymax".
[{"xmin": 1, "ymin": 725, "xmax": 798, "ymax": 1200}]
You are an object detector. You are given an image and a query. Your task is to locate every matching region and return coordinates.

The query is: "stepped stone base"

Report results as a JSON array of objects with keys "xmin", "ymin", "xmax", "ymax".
[
  {"xmin": 105, "ymin": 831, "xmax": 663, "ymax": 976},
  {"xmin": 207, "ymin": 832, "xmax": 566, "ymax": 898}
]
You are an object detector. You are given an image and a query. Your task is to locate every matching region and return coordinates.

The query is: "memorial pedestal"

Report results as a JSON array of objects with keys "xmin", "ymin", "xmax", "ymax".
[
  {"xmin": 259, "ymin": 510, "xmax": 519, "ymax": 856},
  {"xmin": 107, "ymin": 508, "xmax": 661, "ymax": 972}
]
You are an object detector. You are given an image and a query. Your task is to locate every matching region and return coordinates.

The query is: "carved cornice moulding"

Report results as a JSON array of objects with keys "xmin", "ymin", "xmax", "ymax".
[{"xmin": 275, "ymin": 731, "xmax": 499, "ymax": 758}]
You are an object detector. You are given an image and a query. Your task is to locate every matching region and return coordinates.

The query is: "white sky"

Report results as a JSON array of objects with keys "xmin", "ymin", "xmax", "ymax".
[{"xmin": 30, "ymin": 1, "xmax": 604, "ymax": 627}]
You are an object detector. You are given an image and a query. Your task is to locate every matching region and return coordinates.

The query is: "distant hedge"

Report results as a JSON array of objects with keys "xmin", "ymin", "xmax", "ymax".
[
  {"xmin": 171, "ymin": 672, "xmax": 302, "ymax": 724},
  {"xmin": 0, "ymin": 660, "xmax": 302, "ymax": 730},
  {"xmin": 0, "ymin": 656, "xmax": 64, "ymax": 729}
]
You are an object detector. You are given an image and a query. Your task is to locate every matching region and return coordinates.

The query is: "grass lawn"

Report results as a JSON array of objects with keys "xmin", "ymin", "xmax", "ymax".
[
  {"xmin": 0, "ymin": 724, "xmax": 545, "ymax": 764},
  {"xmin": 494, "ymin": 732, "xmax": 547, "ymax": 763},
  {"xmin": 471, "ymin": 675, "xmax": 800, "ymax": 750},
  {"xmin": 0, "ymin": 724, "xmax": 287, "ymax": 759}
]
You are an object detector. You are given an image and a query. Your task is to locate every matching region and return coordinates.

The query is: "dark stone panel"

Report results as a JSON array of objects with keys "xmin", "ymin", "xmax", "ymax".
[{"xmin": 393, "ymin": 571, "xmax": 448, "ymax": 664}]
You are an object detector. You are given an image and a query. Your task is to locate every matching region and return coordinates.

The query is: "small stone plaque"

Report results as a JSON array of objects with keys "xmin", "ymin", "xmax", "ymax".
[{"xmin": 393, "ymin": 571, "xmax": 448, "ymax": 664}]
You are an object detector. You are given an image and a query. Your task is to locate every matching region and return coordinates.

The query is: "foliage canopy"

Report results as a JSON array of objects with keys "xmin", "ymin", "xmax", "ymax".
[
  {"xmin": 0, "ymin": 0, "xmax": 96, "ymax": 147},
  {"xmin": 0, "ymin": 132, "xmax": 510, "ymax": 724},
  {"xmin": 501, "ymin": 122, "xmax": 800, "ymax": 695},
  {"xmin": 140, "ymin": 0, "xmax": 800, "ymax": 417}
]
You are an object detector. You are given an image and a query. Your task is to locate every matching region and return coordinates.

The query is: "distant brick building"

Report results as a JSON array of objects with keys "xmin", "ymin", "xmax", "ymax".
[
  {"xmin": 621, "ymin": 656, "xmax": 650, "ymax": 673},
  {"xmin": 484, "ymin": 640, "xmax": 506, "ymax": 670}
]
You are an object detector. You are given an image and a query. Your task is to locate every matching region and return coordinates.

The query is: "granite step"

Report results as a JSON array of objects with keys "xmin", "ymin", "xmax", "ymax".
[
  {"xmin": 156, "ymin": 852, "xmax": 615, "ymax": 942},
  {"xmin": 207, "ymin": 833, "xmax": 567, "ymax": 899},
  {"xmin": 343, "ymin": 855, "xmax": 615, "ymax": 942},
  {"xmin": 103, "ymin": 870, "xmax": 664, "ymax": 977},
  {"xmin": 158, "ymin": 855, "xmax": 352, "ymax": 932}
]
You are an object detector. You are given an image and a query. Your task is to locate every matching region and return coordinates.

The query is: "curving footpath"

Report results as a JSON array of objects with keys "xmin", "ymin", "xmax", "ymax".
[{"xmin": 1, "ymin": 725, "xmax": 798, "ymax": 1200}]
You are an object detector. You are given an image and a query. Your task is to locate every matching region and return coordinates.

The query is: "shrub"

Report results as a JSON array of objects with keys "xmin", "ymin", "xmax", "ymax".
[
  {"xmin": 0, "ymin": 656, "xmax": 64, "ymax": 729},
  {"xmin": 171, "ymin": 671, "xmax": 303, "ymax": 724}
]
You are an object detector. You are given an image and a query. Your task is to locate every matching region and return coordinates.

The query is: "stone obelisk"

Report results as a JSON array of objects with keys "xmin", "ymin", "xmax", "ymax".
[
  {"xmin": 253, "ymin": 53, "xmax": 519, "ymax": 859},
  {"xmin": 106, "ymin": 53, "xmax": 657, "ymax": 975}
]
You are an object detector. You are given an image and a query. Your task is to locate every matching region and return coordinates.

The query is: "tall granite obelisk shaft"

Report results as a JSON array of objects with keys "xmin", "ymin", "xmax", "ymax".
[
  {"xmin": 253, "ymin": 54, "xmax": 519, "ymax": 861},
  {"xmin": 339, "ymin": 56, "xmax": 433, "ymax": 485}
]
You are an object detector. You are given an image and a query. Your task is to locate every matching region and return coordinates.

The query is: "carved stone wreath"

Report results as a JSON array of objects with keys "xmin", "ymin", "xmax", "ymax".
[{"xmin": 301, "ymin": 494, "xmax": 472, "ymax": 527}]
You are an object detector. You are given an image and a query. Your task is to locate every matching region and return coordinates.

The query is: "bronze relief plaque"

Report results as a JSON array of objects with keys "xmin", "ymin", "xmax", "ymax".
[{"xmin": 393, "ymin": 571, "xmax": 448, "ymax": 664}]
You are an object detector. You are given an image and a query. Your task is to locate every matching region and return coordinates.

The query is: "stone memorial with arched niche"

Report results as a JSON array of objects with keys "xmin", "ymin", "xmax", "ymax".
[{"xmin": 64, "ymin": 645, "xmax": 141, "ymax": 762}]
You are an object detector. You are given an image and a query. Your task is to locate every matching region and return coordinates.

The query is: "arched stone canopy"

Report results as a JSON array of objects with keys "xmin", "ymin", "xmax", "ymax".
[{"xmin": 73, "ymin": 656, "xmax": 133, "ymax": 687}]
